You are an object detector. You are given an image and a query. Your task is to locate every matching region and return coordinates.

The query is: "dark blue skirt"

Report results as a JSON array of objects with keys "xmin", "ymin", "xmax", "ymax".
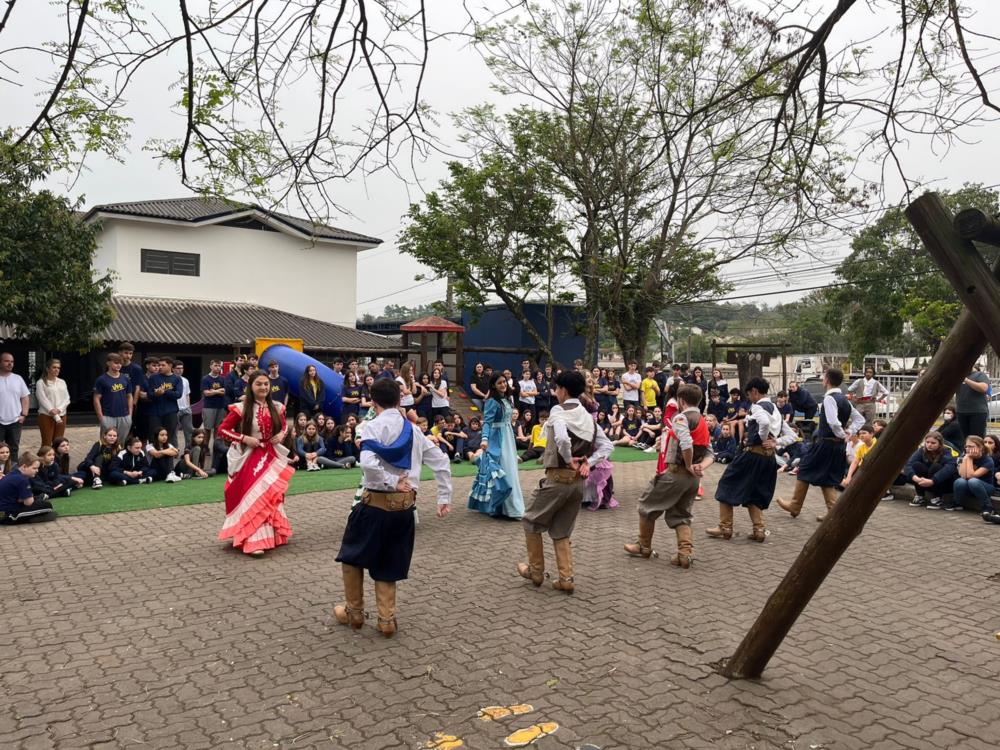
[
  {"xmin": 797, "ymin": 440, "xmax": 848, "ymax": 488},
  {"xmin": 715, "ymin": 450, "xmax": 778, "ymax": 509},
  {"xmin": 335, "ymin": 503, "xmax": 416, "ymax": 582}
]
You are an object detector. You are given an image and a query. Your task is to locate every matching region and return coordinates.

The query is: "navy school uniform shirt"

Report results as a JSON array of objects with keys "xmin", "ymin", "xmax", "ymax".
[
  {"xmin": 779, "ymin": 402, "xmax": 794, "ymax": 421},
  {"xmin": 706, "ymin": 399, "xmax": 728, "ymax": 423},
  {"xmin": 148, "ymin": 373, "xmax": 182, "ymax": 415},
  {"xmin": 200, "ymin": 374, "xmax": 228, "ymax": 409},
  {"xmin": 341, "ymin": 384, "xmax": 363, "ymax": 416},
  {"xmin": 0, "ymin": 471, "xmax": 35, "ymax": 517},
  {"xmin": 268, "ymin": 375, "xmax": 289, "ymax": 404},
  {"xmin": 225, "ymin": 369, "xmax": 247, "ymax": 404},
  {"xmin": 94, "ymin": 373, "xmax": 133, "ymax": 418},
  {"xmin": 724, "ymin": 400, "xmax": 748, "ymax": 421},
  {"xmin": 324, "ymin": 436, "xmax": 359, "ymax": 460},
  {"xmin": 465, "ymin": 428, "xmax": 482, "ymax": 449},
  {"xmin": 123, "ymin": 362, "xmax": 146, "ymax": 399},
  {"xmin": 962, "ymin": 454, "xmax": 995, "ymax": 486},
  {"xmin": 79, "ymin": 441, "xmax": 118, "ymax": 471},
  {"xmin": 621, "ymin": 416, "xmax": 643, "ymax": 437}
]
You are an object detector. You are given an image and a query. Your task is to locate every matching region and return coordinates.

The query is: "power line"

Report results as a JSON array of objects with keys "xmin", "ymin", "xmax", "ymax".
[{"xmin": 357, "ymin": 277, "xmax": 440, "ymax": 305}]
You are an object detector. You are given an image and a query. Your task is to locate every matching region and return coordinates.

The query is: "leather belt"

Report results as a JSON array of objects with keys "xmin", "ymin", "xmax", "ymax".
[
  {"xmin": 858, "ymin": 397, "xmax": 874, "ymax": 402},
  {"xmin": 545, "ymin": 467, "xmax": 581, "ymax": 484},
  {"xmin": 747, "ymin": 445, "xmax": 775, "ymax": 457},
  {"xmin": 361, "ymin": 489, "xmax": 416, "ymax": 511}
]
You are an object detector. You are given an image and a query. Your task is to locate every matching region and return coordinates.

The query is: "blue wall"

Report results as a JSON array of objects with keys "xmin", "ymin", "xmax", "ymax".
[{"xmin": 461, "ymin": 304, "xmax": 588, "ymax": 388}]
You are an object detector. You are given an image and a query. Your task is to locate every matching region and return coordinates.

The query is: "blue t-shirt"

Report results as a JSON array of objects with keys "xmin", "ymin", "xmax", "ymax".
[
  {"xmin": 94, "ymin": 373, "xmax": 133, "ymax": 418},
  {"xmin": 0, "ymin": 471, "xmax": 34, "ymax": 517},
  {"xmin": 707, "ymin": 400, "xmax": 728, "ymax": 423},
  {"xmin": 123, "ymin": 363, "xmax": 145, "ymax": 394},
  {"xmin": 968, "ymin": 454, "xmax": 995, "ymax": 486},
  {"xmin": 268, "ymin": 375, "xmax": 289, "ymax": 404},
  {"xmin": 779, "ymin": 402, "xmax": 794, "ymax": 421},
  {"xmin": 622, "ymin": 418, "xmax": 642, "ymax": 437},
  {"xmin": 200, "ymin": 374, "xmax": 227, "ymax": 409}
]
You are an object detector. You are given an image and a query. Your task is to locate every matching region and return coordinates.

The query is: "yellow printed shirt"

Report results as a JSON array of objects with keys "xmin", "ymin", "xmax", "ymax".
[
  {"xmin": 531, "ymin": 424, "xmax": 547, "ymax": 449},
  {"xmin": 855, "ymin": 437, "xmax": 876, "ymax": 465},
  {"xmin": 640, "ymin": 378, "xmax": 660, "ymax": 408}
]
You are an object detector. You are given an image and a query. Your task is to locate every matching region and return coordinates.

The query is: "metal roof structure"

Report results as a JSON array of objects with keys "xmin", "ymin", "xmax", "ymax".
[
  {"xmin": 399, "ymin": 315, "xmax": 466, "ymax": 333},
  {"xmin": 84, "ymin": 196, "xmax": 382, "ymax": 246},
  {"xmin": 105, "ymin": 296, "xmax": 401, "ymax": 353}
]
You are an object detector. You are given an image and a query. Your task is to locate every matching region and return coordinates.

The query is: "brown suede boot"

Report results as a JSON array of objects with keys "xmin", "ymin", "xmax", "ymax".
[
  {"xmin": 706, "ymin": 503, "xmax": 734, "ymax": 540},
  {"xmin": 746, "ymin": 505, "xmax": 767, "ymax": 542},
  {"xmin": 624, "ymin": 514, "xmax": 656, "ymax": 558},
  {"xmin": 776, "ymin": 480, "xmax": 809, "ymax": 518},
  {"xmin": 816, "ymin": 486, "xmax": 839, "ymax": 522},
  {"xmin": 516, "ymin": 532, "xmax": 545, "ymax": 587},
  {"xmin": 670, "ymin": 524, "xmax": 694, "ymax": 569},
  {"xmin": 333, "ymin": 564, "xmax": 365, "ymax": 629},
  {"xmin": 549, "ymin": 537, "xmax": 575, "ymax": 593},
  {"xmin": 374, "ymin": 580, "xmax": 397, "ymax": 637}
]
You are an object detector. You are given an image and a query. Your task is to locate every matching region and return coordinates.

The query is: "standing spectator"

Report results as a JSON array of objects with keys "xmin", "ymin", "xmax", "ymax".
[
  {"xmin": 266, "ymin": 359, "xmax": 290, "ymax": 407},
  {"xmin": 396, "ymin": 361, "xmax": 417, "ymax": 414},
  {"xmin": 299, "ymin": 364, "xmax": 326, "ymax": 418},
  {"xmin": 148, "ymin": 357, "xmax": 182, "ymax": 447},
  {"xmin": 621, "ymin": 361, "xmax": 642, "ymax": 410},
  {"xmin": 173, "ymin": 360, "xmax": 194, "ymax": 453},
  {"xmin": 376, "ymin": 359, "xmax": 396, "ymax": 380},
  {"xmin": 133, "ymin": 356, "xmax": 160, "ymax": 442},
  {"xmin": 956, "ymin": 365, "xmax": 990, "ymax": 438},
  {"xmin": 200, "ymin": 360, "xmax": 228, "ymax": 450},
  {"xmin": 708, "ymin": 368, "xmax": 729, "ymax": 403},
  {"xmin": 93, "ymin": 353, "xmax": 134, "ymax": 439},
  {"xmin": 640, "ymin": 366, "xmax": 661, "ymax": 411},
  {"xmin": 787, "ymin": 380, "xmax": 819, "ymax": 437},
  {"xmin": 847, "ymin": 367, "xmax": 889, "ymax": 424},
  {"xmin": 652, "ymin": 362, "xmax": 669, "ymax": 409},
  {"xmin": 225, "ymin": 353, "xmax": 248, "ymax": 404},
  {"xmin": 431, "ymin": 366, "xmax": 450, "ymax": 419},
  {"xmin": 35, "ymin": 358, "xmax": 71, "ymax": 446},
  {"xmin": 518, "ymin": 368, "xmax": 537, "ymax": 422},
  {"xmin": 119, "ymin": 342, "xmax": 145, "ymax": 426},
  {"xmin": 341, "ymin": 371, "xmax": 363, "ymax": 421},
  {"xmin": 690, "ymin": 367, "xmax": 708, "ymax": 411},
  {"xmin": 413, "ymin": 373, "xmax": 433, "ymax": 422},
  {"xmin": 535, "ymin": 370, "xmax": 553, "ymax": 415},
  {"xmin": 469, "ymin": 362, "xmax": 490, "ymax": 411},
  {"xmin": 0, "ymin": 352, "xmax": 30, "ymax": 456}
]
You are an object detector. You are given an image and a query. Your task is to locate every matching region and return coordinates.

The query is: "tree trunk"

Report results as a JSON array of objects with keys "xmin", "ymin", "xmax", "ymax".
[{"xmin": 610, "ymin": 313, "xmax": 653, "ymax": 367}]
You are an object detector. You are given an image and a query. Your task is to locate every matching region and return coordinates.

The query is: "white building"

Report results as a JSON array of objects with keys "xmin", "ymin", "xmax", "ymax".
[{"xmin": 85, "ymin": 196, "xmax": 381, "ymax": 328}]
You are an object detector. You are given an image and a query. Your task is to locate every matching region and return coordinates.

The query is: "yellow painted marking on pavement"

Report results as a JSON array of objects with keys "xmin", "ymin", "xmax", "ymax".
[
  {"xmin": 478, "ymin": 704, "xmax": 534, "ymax": 721},
  {"xmin": 425, "ymin": 732, "xmax": 464, "ymax": 749},
  {"xmin": 503, "ymin": 722, "xmax": 559, "ymax": 747}
]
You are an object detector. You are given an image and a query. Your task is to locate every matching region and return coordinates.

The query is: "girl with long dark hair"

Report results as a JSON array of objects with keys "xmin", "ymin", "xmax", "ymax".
[{"xmin": 468, "ymin": 372, "xmax": 524, "ymax": 519}]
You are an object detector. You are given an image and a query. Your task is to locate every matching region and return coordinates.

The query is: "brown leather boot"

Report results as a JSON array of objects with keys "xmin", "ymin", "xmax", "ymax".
[
  {"xmin": 624, "ymin": 514, "xmax": 656, "ymax": 558},
  {"xmin": 549, "ymin": 537, "xmax": 575, "ymax": 593},
  {"xmin": 817, "ymin": 486, "xmax": 839, "ymax": 522},
  {"xmin": 374, "ymin": 580, "xmax": 397, "ymax": 637},
  {"xmin": 670, "ymin": 524, "xmax": 694, "ymax": 569},
  {"xmin": 776, "ymin": 480, "xmax": 809, "ymax": 518},
  {"xmin": 746, "ymin": 505, "xmax": 767, "ymax": 542},
  {"xmin": 706, "ymin": 503, "xmax": 734, "ymax": 539},
  {"xmin": 516, "ymin": 532, "xmax": 545, "ymax": 587},
  {"xmin": 333, "ymin": 564, "xmax": 365, "ymax": 629}
]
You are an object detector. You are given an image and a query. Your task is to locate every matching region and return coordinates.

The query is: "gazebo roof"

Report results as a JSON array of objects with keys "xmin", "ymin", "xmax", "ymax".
[{"xmin": 399, "ymin": 315, "xmax": 465, "ymax": 333}]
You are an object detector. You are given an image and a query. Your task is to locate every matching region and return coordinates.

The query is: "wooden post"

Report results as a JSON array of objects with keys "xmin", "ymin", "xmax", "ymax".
[
  {"xmin": 711, "ymin": 339, "xmax": 717, "ymax": 375},
  {"xmin": 781, "ymin": 342, "xmax": 788, "ymax": 392},
  {"xmin": 456, "ymin": 331, "xmax": 465, "ymax": 387},
  {"xmin": 721, "ymin": 194, "xmax": 996, "ymax": 679}
]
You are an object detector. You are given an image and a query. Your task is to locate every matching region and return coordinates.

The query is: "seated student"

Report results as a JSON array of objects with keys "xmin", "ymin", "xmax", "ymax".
[
  {"xmin": 514, "ymin": 409, "xmax": 533, "ymax": 450},
  {"xmin": 938, "ymin": 404, "xmax": 964, "ymax": 451},
  {"xmin": 706, "ymin": 388, "xmax": 728, "ymax": 424},
  {"xmin": 464, "ymin": 417, "xmax": 483, "ymax": 463},
  {"xmin": 179, "ymin": 428, "xmax": 215, "ymax": 479},
  {"xmin": 0, "ymin": 441, "xmax": 10, "ymax": 478},
  {"xmin": 33, "ymin": 445, "xmax": 84, "ymax": 498},
  {"xmin": 320, "ymin": 417, "xmax": 340, "ymax": 445},
  {"xmin": 872, "ymin": 418, "xmax": 887, "ymax": 438},
  {"xmin": 211, "ymin": 434, "xmax": 230, "ymax": 477},
  {"xmin": 109, "ymin": 437, "xmax": 155, "ymax": 485},
  {"xmin": 712, "ymin": 422, "xmax": 738, "ymax": 464},
  {"xmin": 430, "ymin": 414, "xmax": 455, "ymax": 458},
  {"xmin": 597, "ymin": 410, "xmax": 612, "ymax": 434},
  {"xmin": 635, "ymin": 406, "xmax": 663, "ymax": 451},
  {"xmin": 520, "ymin": 410, "xmax": 549, "ymax": 462},
  {"xmin": 51, "ymin": 437, "xmax": 87, "ymax": 489},
  {"xmin": 904, "ymin": 431, "xmax": 957, "ymax": 508},
  {"xmin": 776, "ymin": 425, "xmax": 805, "ymax": 471},
  {"xmin": 146, "ymin": 428, "xmax": 183, "ymax": 483},
  {"xmin": 842, "ymin": 423, "xmax": 877, "ymax": 487},
  {"xmin": 704, "ymin": 413, "xmax": 721, "ymax": 441},
  {"xmin": 0, "ymin": 452, "xmax": 56, "ymax": 524},
  {"xmin": 949, "ymin": 435, "xmax": 994, "ymax": 513},
  {"xmin": 323, "ymin": 425, "xmax": 359, "ymax": 469},
  {"xmin": 615, "ymin": 405, "xmax": 643, "ymax": 446},
  {"xmin": 776, "ymin": 391, "xmax": 794, "ymax": 423},
  {"xmin": 442, "ymin": 414, "xmax": 469, "ymax": 463},
  {"xmin": 606, "ymin": 404, "xmax": 623, "ymax": 440},
  {"xmin": 78, "ymin": 427, "xmax": 122, "ymax": 489},
  {"xmin": 724, "ymin": 388, "xmax": 748, "ymax": 443},
  {"xmin": 293, "ymin": 412, "xmax": 309, "ymax": 440},
  {"xmin": 282, "ymin": 428, "xmax": 302, "ymax": 472}
]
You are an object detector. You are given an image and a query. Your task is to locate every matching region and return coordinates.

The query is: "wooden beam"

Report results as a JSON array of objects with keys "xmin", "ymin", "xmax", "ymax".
[
  {"xmin": 720, "ymin": 194, "xmax": 994, "ymax": 680},
  {"xmin": 953, "ymin": 207, "xmax": 1000, "ymax": 247}
]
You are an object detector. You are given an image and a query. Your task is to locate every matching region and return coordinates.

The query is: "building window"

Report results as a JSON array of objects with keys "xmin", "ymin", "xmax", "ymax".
[{"xmin": 141, "ymin": 248, "xmax": 200, "ymax": 276}]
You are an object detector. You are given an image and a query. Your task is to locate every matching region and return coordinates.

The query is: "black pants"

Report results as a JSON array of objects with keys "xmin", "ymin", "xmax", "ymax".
[
  {"xmin": 0, "ymin": 422, "xmax": 22, "ymax": 456},
  {"xmin": 150, "ymin": 412, "xmax": 178, "ymax": 448},
  {"xmin": 1, "ymin": 497, "xmax": 56, "ymax": 524},
  {"xmin": 958, "ymin": 412, "xmax": 988, "ymax": 439},
  {"xmin": 909, "ymin": 460, "xmax": 955, "ymax": 497}
]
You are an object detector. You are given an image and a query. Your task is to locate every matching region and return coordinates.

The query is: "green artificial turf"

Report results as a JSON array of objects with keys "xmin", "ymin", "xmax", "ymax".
[{"xmin": 52, "ymin": 446, "xmax": 659, "ymax": 517}]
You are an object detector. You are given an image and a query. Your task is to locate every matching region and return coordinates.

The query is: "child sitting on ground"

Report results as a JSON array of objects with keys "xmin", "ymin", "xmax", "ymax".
[
  {"xmin": 146, "ymin": 428, "xmax": 183, "ymax": 483},
  {"xmin": 323, "ymin": 425, "xmax": 359, "ymax": 469},
  {"xmin": 0, "ymin": 452, "xmax": 56, "ymax": 524},
  {"xmin": 78, "ymin": 428, "xmax": 121, "ymax": 489},
  {"xmin": 33, "ymin": 445, "xmax": 84, "ymax": 497},
  {"xmin": 179, "ymin": 428, "xmax": 214, "ymax": 479},
  {"xmin": 109, "ymin": 436, "xmax": 155, "ymax": 485},
  {"xmin": 464, "ymin": 417, "xmax": 483, "ymax": 463},
  {"xmin": 712, "ymin": 422, "xmax": 738, "ymax": 464},
  {"xmin": 519, "ymin": 411, "xmax": 549, "ymax": 462}
]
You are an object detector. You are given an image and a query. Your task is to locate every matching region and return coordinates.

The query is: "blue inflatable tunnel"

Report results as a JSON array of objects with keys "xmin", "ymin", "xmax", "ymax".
[{"xmin": 258, "ymin": 344, "xmax": 344, "ymax": 421}]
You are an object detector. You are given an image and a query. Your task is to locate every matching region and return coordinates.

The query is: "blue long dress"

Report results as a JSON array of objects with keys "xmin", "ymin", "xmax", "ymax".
[{"xmin": 468, "ymin": 398, "xmax": 525, "ymax": 518}]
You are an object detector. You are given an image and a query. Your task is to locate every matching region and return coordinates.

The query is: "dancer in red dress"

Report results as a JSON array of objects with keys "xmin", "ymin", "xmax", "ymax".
[{"xmin": 217, "ymin": 370, "xmax": 294, "ymax": 557}]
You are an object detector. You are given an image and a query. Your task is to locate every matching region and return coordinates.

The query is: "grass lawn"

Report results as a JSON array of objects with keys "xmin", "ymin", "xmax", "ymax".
[{"xmin": 52, "ymin": 447, "xmax": 659, "ymax": 517}]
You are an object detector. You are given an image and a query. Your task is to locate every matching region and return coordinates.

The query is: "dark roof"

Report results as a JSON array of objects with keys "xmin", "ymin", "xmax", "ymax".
[
  {"xmin": 106, "ymin": 296, "xmax": 400, "ymax": 353},
  {"xmin": 400, "ymin": 315, "xmax": 466, "ymax": 333},
  {"xmin": 84, "ymin": 196, "xmax": 382, "ymax": 245}
]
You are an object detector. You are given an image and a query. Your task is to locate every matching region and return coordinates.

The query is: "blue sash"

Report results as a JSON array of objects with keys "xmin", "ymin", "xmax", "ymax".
[{"xmin": 361, "ymin": 419, "xmax": 414, "ymax": 470}]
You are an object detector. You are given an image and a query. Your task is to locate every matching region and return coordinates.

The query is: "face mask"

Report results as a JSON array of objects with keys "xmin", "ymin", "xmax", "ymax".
[{"xmin": 943, "ymin": 413, "xmax": 954, "ymax": 421}]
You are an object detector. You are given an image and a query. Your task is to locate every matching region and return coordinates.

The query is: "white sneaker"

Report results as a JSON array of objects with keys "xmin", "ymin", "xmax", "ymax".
[
  {"xmin": 644, "ymin": 446, "xmax": 657, "ymax": 453},
  {"xmin": 166, "ymin": 472, "xmax": 183, "ymax": 483},
  {"xmin": 92, "ymin": 477, "xmax": 103, "ymax": 490}
]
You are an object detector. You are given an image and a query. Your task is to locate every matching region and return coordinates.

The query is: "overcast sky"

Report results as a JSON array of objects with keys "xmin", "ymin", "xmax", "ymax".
[{"xmin": 6, "ymin": 1, "xmax": 1000, "ymax": 319}]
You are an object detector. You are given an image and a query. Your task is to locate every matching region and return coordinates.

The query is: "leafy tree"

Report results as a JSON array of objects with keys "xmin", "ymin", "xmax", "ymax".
[
  {"xmin": 826, "ymin": 184, "xmax": 999, "ymax": 361},
  {"xmin": 399, "ymin": 153, "xmax": 572, "ymax": 366},
  {"xmin": 0, "ymin": 136, "xmax": 114, "ymax": 351}
]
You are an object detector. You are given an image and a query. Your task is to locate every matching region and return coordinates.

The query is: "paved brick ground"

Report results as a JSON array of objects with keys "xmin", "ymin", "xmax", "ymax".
[{"xmin": 2, "ymin": 462, "xmax": 999, "ymax": 749}]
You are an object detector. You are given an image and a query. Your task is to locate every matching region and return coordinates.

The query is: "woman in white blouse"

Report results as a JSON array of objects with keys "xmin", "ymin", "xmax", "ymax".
[
  {"xmin": 35, "ymin": 358, "xmax": 71, "ymax": 446},
  {"xmin": 431, "ymin": 366, "xmax": 451, "ymax": 419}
]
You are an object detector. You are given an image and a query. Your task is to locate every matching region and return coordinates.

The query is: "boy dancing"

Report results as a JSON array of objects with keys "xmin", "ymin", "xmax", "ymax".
[
  {"xmin": 333, "ymin": 379, "xmax": 452, "ymax": 637},
  {"xmin": 776, "ymin": 368, "xmax": 864, "ymax": 522},
  {"xmin": 516, "ymin": 370, "xmax": 613, "ymax": 593},
  {"xmin": 707, "ymin": 377, "xmax": 797, "ymax": 542},
  {"xmin": 624, "ymin": 384, "xmax": 713, "ymax": 568}
]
